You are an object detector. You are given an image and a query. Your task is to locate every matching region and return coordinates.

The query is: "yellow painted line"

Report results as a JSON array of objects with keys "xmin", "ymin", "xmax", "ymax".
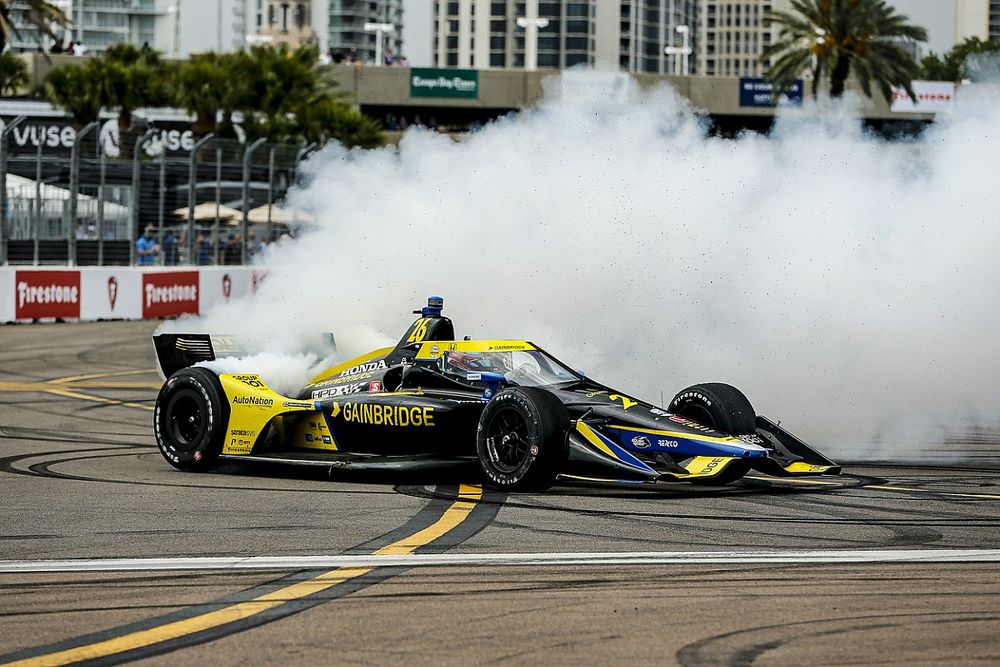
[
  {"xmin": 374, "ymin": 484, "xmax": 481, "ymax": 556},
  {"xmin": 44, "ymin": 388, "xmax": 154, "ymax": 412},
  {"xmin": 45, "ymin": 369, "xmax": 158, "ymax": 384},
  {"xmin": 6, "ymin": 485, "xmax": 484, "ymax": 667},
  {"xmin": 3, "ymin": 568, "xmax": 371, "ymax": 667},
  {"xmin": 864, "ymin": 484, "xmax": 1000, "ymax": 501},
  {"xmin": 0, "ymin": 381, "xmax": 158, "ymax": 391},
  {"xmin": 749, "ymin": 477, "xmax": 1000, "ymax": 499}
]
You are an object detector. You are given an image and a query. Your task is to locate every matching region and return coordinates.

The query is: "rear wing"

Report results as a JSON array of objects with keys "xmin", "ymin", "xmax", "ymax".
[
  {"xmin": 153, "ymin": 332, "xmax": 338, "ymax": 380},
  {"xmin": 152, "ymin": 334, "xmax": 249, "ymax": 379}
]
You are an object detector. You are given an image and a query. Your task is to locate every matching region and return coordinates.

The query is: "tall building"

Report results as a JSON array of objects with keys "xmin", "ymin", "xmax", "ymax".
[
  {"xmin": 7, "ymin": 0, "xmax": 169, "ymax": 53},
  {"xmin": 325, "ymin": 0, "xmax": 404, "ymax": 62},
  {"xmin": 990, "ymin": 0, "xmax": 1000, "ymax": 41},
  {"xmin": 432, "ymin": 0, "xmax": 697, "ymax": 73},
  {"xmin": 697, "ymin": 0, "xmax": 792, "ymax": 78}
]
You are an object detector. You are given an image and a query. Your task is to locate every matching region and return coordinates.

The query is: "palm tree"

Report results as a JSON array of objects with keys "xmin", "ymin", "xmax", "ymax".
[
  {"xmin": 0, "ymin": 51, "xmax": 29, "ymax": 95},
  {"xmin": 0, "ymin": 0, "xmax": 70, "ymax": 52},
  {"xmin": 173, "ymin": 52, "xmax": 241, "ymax": 137},
  {"xmin": 89, "ymin": 43, "xmax": 172, "ymax": 132},
  {"xmin": 763, "ymin": 0, "xmax": 927, "ymax": 104},
  {"xmin": 43, "ymin": 62, "xmax": 101, "ymax": 127}
]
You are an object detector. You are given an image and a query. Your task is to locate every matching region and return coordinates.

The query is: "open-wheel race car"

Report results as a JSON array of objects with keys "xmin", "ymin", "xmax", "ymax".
[{"xmin": 152, "ymin": 297, "xmax": 840, "ymax": 490}]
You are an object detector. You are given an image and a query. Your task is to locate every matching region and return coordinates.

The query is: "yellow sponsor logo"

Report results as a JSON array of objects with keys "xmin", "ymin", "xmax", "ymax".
[
  {"xmin": 785, "ymin": 462, "xmax": 832, "ymax": 474},
  {"xmin": 609, "ymin": 394, "xmax": 637, "ymax": 410},
  {"xmin": 407, "ymin": 318, "xmax": 430, "ymax": 343},
  {"xmin": 342, "ymin": 402, "xmax": 435, "ymax": 427}
]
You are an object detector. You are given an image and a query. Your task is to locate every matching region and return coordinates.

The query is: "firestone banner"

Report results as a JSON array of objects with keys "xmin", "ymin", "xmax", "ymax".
[
  {"xmin": 14, "ymin": 270, "xmax": 81, "ymax": 320},
  {"xmin": 890, "ymin": 80, "xmax": 955, "ymax": 113}
]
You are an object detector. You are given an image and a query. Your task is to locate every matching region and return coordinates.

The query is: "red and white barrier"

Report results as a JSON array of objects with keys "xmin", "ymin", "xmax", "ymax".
[{"xmin": 0, "ymin": 267, "xmax": 264, "ymax": 323}]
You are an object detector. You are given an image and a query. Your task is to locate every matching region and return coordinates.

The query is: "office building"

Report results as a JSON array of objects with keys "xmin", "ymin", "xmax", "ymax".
[
  {"xmin": 324, "ymin": 0, "xmax": 404, "ymax": 62},
  {"xmin": 697, "ymin": 0, "xmax": 792, "ymax": 77},
  {"xmin": 432, "ymin": 0, "xmax": 698, "ymax": 74},
  {"xmin": 7, "ymin": 0, "xmax": 170, "ymax": 53}
]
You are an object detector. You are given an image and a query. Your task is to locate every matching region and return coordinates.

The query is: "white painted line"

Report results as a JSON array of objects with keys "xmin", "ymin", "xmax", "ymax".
[{"xmin": 2, "ymin": 549, "xmax": 1000, "ymax": 573}]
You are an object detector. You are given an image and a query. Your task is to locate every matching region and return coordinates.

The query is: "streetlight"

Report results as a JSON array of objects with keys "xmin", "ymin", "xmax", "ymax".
[
  {"xmin": 364, "ymin": 22, "xmax": 395, "ymax": 66},
  {"xmin": 664, "ymin": 24, "xmax": 692, "ymax": 76},
  {"xmin": 516, "ymin": 16, "xmax": 549, "ymax": 71},
  {"xmin": 167, "ymin": 4, "xmax": 180, "ymax": 57}
]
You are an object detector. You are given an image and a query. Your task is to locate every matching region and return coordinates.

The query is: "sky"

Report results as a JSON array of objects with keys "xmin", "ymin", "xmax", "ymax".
[{"xmin": 399, "ymin": 0, "xmax": 962, "ymax": 68}]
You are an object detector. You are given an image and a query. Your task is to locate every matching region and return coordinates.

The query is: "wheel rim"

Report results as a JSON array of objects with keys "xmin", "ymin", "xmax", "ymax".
[
  {"xmin": 676, "ymin": 404, "xmax": 718, "ymax": 432},
  {"xmin": 165, "ymin": 389, "xmax": 207, "ymax": 451},
  {"xmin": 484, "ymin": 406, "xmax": 531, "ymax": 474}
]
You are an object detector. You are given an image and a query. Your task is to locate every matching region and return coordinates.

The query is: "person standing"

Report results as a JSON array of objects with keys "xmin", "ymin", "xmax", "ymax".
[{"xmin": 136, "ymin": 225, "xmax": 160, "ymax": 265}]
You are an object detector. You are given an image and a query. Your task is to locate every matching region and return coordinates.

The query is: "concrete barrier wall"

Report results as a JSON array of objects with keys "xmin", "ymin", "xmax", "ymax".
[{"xmin": 0, "ymin": 266, "xmax": 263, "ymax": 323}]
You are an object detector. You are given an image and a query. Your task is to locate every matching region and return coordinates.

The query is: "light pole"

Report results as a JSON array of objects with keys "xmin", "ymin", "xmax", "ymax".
[
  {"xmin": 664, "ymin": 24, "xmax": 692, "ymax": 76},
  {"xmin": 167, "ymin": 3, "xmax": 180, "ymax": 57},
  {"xmin": 364, "ymin": 22, "xmax": 395, "ymax": 65},
  {"xmin": 516, "ymin": 0, "xmax": 548, "ymax": 72}
]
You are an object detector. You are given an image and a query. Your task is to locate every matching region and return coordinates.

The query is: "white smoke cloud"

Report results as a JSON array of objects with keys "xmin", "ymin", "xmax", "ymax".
[{"xmin": 170, "ymin": 73, "xmax": 1000, "ymax": 462}]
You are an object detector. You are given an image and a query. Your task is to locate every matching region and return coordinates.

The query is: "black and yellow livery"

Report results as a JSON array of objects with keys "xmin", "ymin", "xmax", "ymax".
[{"xmin": 152, "ymin": 297, "xmax": 840, "ymax": 490}]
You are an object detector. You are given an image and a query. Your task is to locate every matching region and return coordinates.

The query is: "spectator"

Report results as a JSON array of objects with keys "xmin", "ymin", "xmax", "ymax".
[
  {"xmin": 332, "ymin": 48, "xmax": 345, "ymax": 64},
  {"xmin": 136, "ymin": 225, "xmax": 160, "ymax": 265},
  {"xmin": 222, "ymin": 232, "xmax": 243, "ymax": 265},
  {"xmin": 140, "ymin": 41, "xmax": 152, "ymax": 54},
  {"xmin": 247, "ymin": 230, "xmax": 263, "ymax": 258},
  {"xmin": 51, "ymin": 40, "xmax": 63, "ymax": 54},
  {"xmin": 383, "ymin": 49, "xmax": 395, "ymax": 66},
  {"xmin": 398, "ymin": 55, "xmax": 410, "ymax": 67},
  {"xmin": 196, "ymin": 232, "xmax": 212, "ymax": 265},
  {"xmin": 319, "ymin": 48, "xmax": 333, "ymax": 65},
  {"xmin": 162, "ymin": 228, "xmax": 179, "ymax": 265},
  {"xmin": 71, "ymin": 40, "xmax": 87, "ymax": 56}
]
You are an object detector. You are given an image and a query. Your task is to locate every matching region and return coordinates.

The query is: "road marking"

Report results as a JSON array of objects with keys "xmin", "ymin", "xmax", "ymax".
[
  {"xmin": 4, "ymin": 548, "xmax": 1000, "ymax": 573},
  {"xmin": 2, "ymin": 485, "xmax": 484, "ymax": 667},
  {"xmin": 863, "ymin": 484, "xmax": 1000, "ymax": 501},
  {"xmin": 0, "ymin": 369, "xmax": 160, "ymax": 413}
]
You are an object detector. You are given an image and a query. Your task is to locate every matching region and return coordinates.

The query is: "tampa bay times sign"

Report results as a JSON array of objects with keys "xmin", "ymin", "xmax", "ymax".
[{"xmin": 410, "ymin": 68, "xmax": 479, "ymax": 99}]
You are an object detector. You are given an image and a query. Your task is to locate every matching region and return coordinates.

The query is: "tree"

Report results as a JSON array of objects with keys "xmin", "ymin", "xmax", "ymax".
[
  {"xmin": 89, "ymin": 43, "xmax": 173, "ymax": 132},
  {"xmin": 0, "ymin": 51, "xmax": 29, "ymax": 95},
  {"xmin": 43, "ymin": 62, "xmax": 101, "ymax": 127},
  {"xmin": 0, "ymin": 0, "xmax": 69, "ymax": 53},
  {"xmin": 763, "ymin": 0, "xmax": 928, "ymax": 104},
  {"xmin": 173, "ymin": 52, "xmax": 241, "ymax": 137},
  {"xmin": 921, "ymin": 37, "xmax": 1000, "ymax": 82}
]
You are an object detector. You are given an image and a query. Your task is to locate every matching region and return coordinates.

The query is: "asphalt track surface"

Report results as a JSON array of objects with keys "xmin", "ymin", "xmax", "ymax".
[{"xmin": 1, "ymin": 321, "xmax": 999, "ymax": 666}]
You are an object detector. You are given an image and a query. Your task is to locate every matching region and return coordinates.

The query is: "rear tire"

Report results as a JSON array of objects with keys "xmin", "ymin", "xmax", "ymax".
[
  {"xmin": 476, "ymin": 387, "xmax": 569, "ymax": 491},
  {"xmin": 669, "ymin": 382, "xmax": 756, "ymax": 485},
  {"xmin": 154, "ymin": 367, "xmax": 229, "ymax": 472}
]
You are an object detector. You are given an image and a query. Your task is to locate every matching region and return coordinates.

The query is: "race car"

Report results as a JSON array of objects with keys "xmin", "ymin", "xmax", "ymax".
[{"xmin": 152, "ymin": 296, "xmax": 840, "ymax": 490}]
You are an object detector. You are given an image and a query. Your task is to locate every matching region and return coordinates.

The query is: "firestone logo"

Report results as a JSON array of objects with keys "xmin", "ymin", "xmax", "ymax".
[
  {"xmin": 14, "ymin": 270, "xmax": 81, "ymax": 319},
  {"xmin": 144, "ymin": 283, "xmax": 197, "ymax": 307},
  {"xmin": 17, "ymin": 281, "xmax": 79, "ymax": 308}
]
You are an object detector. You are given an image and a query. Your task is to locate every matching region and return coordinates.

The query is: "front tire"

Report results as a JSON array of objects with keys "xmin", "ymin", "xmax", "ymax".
[
  {"xmin": 669, "ymin": 382, "xmax": 757, "ymax": 485},
  {"xmin": 476, "ymin": 387, "xmax": 569, "ymax": 491},
  {"xmin": 154, "ymin": 367, "xmax": 229, "ymax": 472}
]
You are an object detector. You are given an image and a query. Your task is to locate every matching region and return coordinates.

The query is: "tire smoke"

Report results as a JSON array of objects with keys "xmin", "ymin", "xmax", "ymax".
[{"xmin": 172, "ymin": 73, "xmax": 1000, "ymax": 462}]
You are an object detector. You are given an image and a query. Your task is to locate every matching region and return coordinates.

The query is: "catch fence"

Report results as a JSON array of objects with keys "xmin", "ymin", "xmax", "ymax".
[{"xmin": 0, "ymin": 116, "xmax": 317, "ymax": 267}]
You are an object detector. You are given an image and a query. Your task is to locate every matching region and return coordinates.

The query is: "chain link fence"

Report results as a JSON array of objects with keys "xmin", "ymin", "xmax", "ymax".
[{"xmin": 0, "ymin": 116, "xmax": 317, "ymax": 267}]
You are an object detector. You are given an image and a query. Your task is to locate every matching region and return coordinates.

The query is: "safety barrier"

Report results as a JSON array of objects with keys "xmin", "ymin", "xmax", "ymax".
[{"xmin": 0, "ymin": 266, "xmax": 262, "ymax": 323}]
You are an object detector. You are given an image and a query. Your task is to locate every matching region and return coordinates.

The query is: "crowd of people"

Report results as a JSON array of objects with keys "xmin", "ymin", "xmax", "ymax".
[
  {"xmin": 318, "ymin": 47, "xmax": 411, "ymax": 67},
  {"xmin": 137, "ymin": 225, "xmax": 269, "ymax": 266}
]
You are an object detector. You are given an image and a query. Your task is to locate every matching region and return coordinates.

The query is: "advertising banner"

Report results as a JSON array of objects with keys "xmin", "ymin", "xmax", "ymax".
[
  {"xmin": 81, "ymin": 269, "xmax": 142, "ymax": 320},
  {"xmin": 141, "ymin": 270, "xmax": 200, "ymax": 319},
  {"xmin": 198, "ymin": 267, "xmax": 258, "ymax": 313},
  {"xmin": 739, "ymin": 78, "xmax": 804, "ymax": 107},
  {"xmin": 410, "ymin": 68, "xmax": 479, "ymax": 99},
  {"xmin": 890, "ymin": 80, "xmax": 955, "ymax": 113},
  {"xmin": 13, "ymin": 269, "xmax": 81, "ymax": 320}
]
